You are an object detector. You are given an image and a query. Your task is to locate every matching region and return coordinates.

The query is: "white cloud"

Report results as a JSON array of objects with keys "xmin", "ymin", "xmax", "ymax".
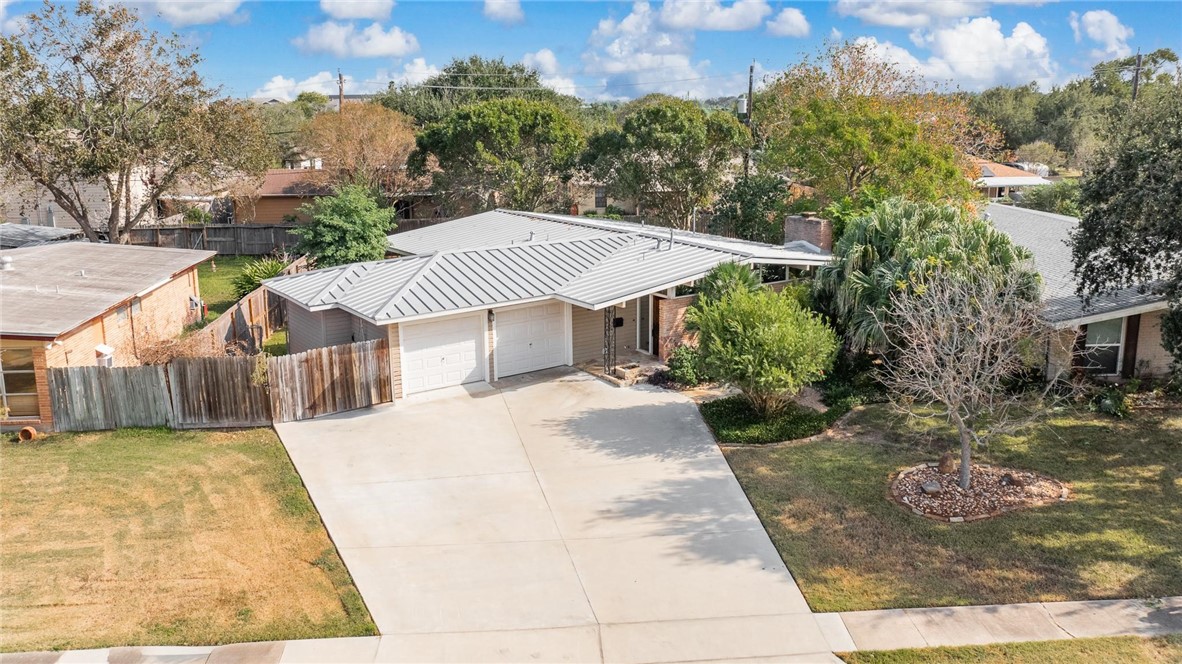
[
  {"xmin": 253, "ymin": 59, "xmax": 441, "ymax": 101},
  {"xmin": 145, "ymin": 1, "xmax": 246, "ymax": 26},
  {"xmin": 319, "ymin": 0, "xmax": 394, "ymax": 20},
  {"xmin": 857, "ymin": 17, "xmax": 1058, "ymax": 90},
  {"xmin": 293, "ymin": 21, "xmax": 419, "ymax": 58},
  {"xmin": 581, "ymin": 2, "xmax": 755, "ymax": 99},
  {"xmin": 766, "ymin": 7, "xmax": 809, "ymax": 37},
  {"xmin": 523, "ymin": 48, "xmax": 578, "ymax": 95},
  {"xmin": 835, "ymin": 0, "xmax": 1046, "ymax": 28},
  {"xmin": 659, "ymin": 0, "xmax": 771, "ymax": 31},
  {"xmin": 1069, "ymin": 10, "xmax": 1134, "ymax": 58},
  {"xmin": 830, "ymin": 26, "xmax": 843, "ymax": 41},
  {"xmin": 251, "ymin": 72, "xmax": 340, "ymax": 101},
  {"xmin": 1, "ymin": 0, "xmax": 26, "ymax": 34},
  {"xmin": 483, "ymin": 0, "xmax": 524, "ymax": 24}
]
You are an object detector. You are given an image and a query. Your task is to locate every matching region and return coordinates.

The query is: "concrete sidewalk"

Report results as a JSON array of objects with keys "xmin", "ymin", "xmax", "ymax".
[
  {"xmin": 5, "ymin": 596, "xmax": 1179, "ymax": 662},
  {"xmin": 830, "ymin": 595, "xmax": 1182, "ymax": 651}
]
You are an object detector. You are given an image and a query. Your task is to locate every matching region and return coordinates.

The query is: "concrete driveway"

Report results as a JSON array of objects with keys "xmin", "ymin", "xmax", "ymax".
[{"xmin": 276, "ymin": 369, "xmax": 839, "ymax": 663}]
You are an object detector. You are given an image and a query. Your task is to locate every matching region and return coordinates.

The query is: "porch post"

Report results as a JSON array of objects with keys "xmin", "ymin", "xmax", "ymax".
[{"xmin": 603, "ymin": 306, "xmax": 617, "ymax": 375}]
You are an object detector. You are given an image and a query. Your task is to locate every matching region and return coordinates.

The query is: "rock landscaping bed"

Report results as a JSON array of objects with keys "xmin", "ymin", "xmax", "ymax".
[{"xmin": 891, "ymin": 461, "xmax": 1069, "ymax": 522}]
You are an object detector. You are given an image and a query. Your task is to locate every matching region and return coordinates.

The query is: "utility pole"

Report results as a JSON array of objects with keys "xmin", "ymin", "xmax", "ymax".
[
  {"xmin": 743, "ymin": 61, "xmax": 755, "ymax": 178},
  {"xmin": 1131, "ymin": 51, "xmax": 1144, "ymax": 103},
  {"xmin": 337, "ymin": 69, "xmax": 345, "ymax": 111}
]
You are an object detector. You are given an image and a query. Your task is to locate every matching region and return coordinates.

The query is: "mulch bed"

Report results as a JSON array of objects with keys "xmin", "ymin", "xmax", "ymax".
[{"xmin": 890, "ymin": 462, "xmax": 1069, "ymax": 523}]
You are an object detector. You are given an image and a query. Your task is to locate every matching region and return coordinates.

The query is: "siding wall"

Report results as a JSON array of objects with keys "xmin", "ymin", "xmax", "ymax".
[
  {"xmin": 287, "ymin": 306, "xmax": 355, "ymax": 354},
  {"xmin": 571, "ymin": 299, "xmax": 639, "ymax": 364},
  {"xmin": 351, "ymin": 315, "xmax": 385, "ymax": 342},
  {"xmin": 388, "ymin": 324, "xmax": 402, "ymax": 399},
  {"xmin": 0, "ymin": 168, "xmax": 152, "ymax": 230},
  {"xmin": 235, "ymin": 197, "xmax": 312, "ymax": 224}
]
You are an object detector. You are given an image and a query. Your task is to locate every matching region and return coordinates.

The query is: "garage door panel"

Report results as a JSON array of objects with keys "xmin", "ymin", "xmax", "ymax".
[
  {"xmin": 401, "ymin": 314, "xmax": 484, "ymax": 394},
  {"xmin": 495, "ymin": 303, "xmax": 568, "ymax": 378}
]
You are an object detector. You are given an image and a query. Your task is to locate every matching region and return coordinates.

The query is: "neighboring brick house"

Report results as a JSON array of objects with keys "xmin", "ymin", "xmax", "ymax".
[
  {"xmin": 987, "ymin": 204, "xmax": 1174, "ymax": 380},
  {"xmin": 0, "ymin": 243, "xmax": 214, "ymax": 430},
  {"xmin": 0, "ymin": 167, "xmax": 153, "ymax": 230}
]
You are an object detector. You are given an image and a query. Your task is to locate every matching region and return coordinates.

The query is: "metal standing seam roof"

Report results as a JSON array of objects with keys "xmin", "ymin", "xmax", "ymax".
[
  {"xmin": 985, "ymin": 204, "xmax": 1167, "ymax": 325},
  {"xmin": 388, "ymin": 209, "xmax": 831, "ymax": 266},
  {"xmin": 267, "ymin": 232, "xmax": 768, "ymax": 324}
]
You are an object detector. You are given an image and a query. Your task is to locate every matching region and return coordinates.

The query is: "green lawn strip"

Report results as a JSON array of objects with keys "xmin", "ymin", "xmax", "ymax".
[
  {"xmin": 838, "ymin": 634, "xmax": 1182, "ymax": 663},
  {"xmin": 723, "ymin": 405, "xmax": 1182, "ymax": 612},
  {"xmin": 0, "ymin": 427, "xmax": 375, "ymax": 652},
  {"xmin": 197, "ymin": 256, "xmax": 253, "ymax": 322},
  {"xmin": 700, "ymin": 394, "xmax": 852, "ymax": 444},
  {"xmin": 263, "ymin": 329, "xmax": 288, "ymax": 357}
]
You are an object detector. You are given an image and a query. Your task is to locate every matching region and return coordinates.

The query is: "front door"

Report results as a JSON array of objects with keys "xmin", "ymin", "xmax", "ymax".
[
  {"xmin": 651, "ymin": 296, "xmax": 663, "ymax": 359},
  {"xmin": 637, "ymin": 296, "xmax": 651, "ymax": 354}
]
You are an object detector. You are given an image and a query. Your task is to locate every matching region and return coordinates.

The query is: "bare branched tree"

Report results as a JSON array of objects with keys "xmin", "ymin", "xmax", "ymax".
[{"xmin": 876, "ymin": 267, "xmax": 1074, "ymax": 490}]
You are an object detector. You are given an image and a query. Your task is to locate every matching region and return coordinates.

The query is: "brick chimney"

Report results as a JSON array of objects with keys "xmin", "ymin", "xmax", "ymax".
[{"xmin": 783, "ymin": 214, "xmax": 833, "ymax": 252}]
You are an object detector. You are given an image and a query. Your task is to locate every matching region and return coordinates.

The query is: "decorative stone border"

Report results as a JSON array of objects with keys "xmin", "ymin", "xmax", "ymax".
[{"xmin": 888, "ymin": 462, "xmax": 1071, "ymax": 524}]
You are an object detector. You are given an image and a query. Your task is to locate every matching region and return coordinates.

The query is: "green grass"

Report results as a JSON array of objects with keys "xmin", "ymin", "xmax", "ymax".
[
  {"xmin": 700, "ymin": 394, "xmax": 852, "ymax": 444},
  {"xmin": 263, "ymin": 329, "xmax": 288, "ymax": 357},
  {"xmin": 724, "ymin": 405, "xmax": 1182, "ymax": 612},
  {"xmin": 839, "ymin": 634, "xmax": 1182, "ymax": 663},
  {"xmin": 0, "ymin": 428, "xmax": 376, "ymax": 652},
  {"xmin": 197, "ymin": 256, "xmax": 253, "ymax": 322}
]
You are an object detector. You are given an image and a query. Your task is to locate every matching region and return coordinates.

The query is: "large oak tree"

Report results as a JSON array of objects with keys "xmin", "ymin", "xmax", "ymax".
[{"xmin": 0, "ymin": 1, "xmax": 270, "ymax": 243}]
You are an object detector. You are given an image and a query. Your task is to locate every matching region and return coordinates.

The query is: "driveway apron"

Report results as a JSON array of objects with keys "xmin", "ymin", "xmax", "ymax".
[{"xmin": 275, "ymin": 369, "xmax": 835, "ymax": 663}]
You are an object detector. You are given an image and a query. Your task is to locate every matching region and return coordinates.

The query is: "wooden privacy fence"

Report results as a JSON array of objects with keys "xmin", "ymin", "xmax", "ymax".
[
  {"xmin": 197, "ymin": 257, "xmax": 307, "ymax": 355},
  {"xmin": 268, "ymin": 339, "xmax": 391, "ymax": 422},
  {"xmin": 47, "ymin": 339, "xmax": 391, "ymax": 432},
  {"xmin": 129, "ymin": 224, "xmax": 302, "ymax": 255}
]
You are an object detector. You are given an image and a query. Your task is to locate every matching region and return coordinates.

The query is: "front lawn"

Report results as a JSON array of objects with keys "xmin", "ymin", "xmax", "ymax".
[
  {"xmin": 0, "ymin": 428, "xmax": 375, "ymax": 652},
  {"xmin": 197, "ymin": 255, "xmax": 253, "ymax": 322},
  {"xmin": 839, "ymin": 634, "xmax": 1182, "ymax": 664},
  {"xmin": 724, "ymin": 405, "xmax": 1182, "ymax": 612}
]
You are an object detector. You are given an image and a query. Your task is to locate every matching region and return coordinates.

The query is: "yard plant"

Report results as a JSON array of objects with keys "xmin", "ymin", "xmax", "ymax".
[
  {"xmin": 295, "ymin": 185, "xmax": 397, "ymax": 268},
  {"xmin": 689, "ymin": 280, "xmax": 839, "ymax": 417}
]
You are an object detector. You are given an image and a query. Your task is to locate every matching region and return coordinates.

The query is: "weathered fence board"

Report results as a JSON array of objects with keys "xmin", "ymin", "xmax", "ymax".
[
  {"xmin": 48, "ymin": 367, "xmax": 116, "ymax": 431},
  {"xmin": 168, "ymin": 356, "xmax": 271, "ymax": 429},
  {"xmin": 48, "ymin": 365, "xmax": 172, "ymax": 431},
  {"xmin": 129, "ymin": 224, "xmax": 303, "ymax": 256},
  {"xmin": 268, "ymin": 339, "xmax": 391, "ymax": 423}
]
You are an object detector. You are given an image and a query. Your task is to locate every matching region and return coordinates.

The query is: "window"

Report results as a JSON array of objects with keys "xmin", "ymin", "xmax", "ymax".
[
  {"xmin": 594, "ymin": 186, "xmax": 607, "ymax": 209},
  {"xmin": 116, "ymin": 306, "xmax": 128, "ymax": 321},
  {"xmin": 0, "ymin": 348, "xmax": 38, "ymax": 418},
  {"xmin": 131, "ymin": 298, "xmax": 141, "ymax": 314},
  {"xmin": 1083, "ymin": 317, "xmax": 1124, "ymax": 374}
]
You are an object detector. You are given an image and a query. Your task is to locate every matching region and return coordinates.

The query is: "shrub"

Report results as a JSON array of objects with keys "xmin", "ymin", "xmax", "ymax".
[
  {"xmin": 1018, "ymin": 179, "xmax": 1081, "ymax": 217},
  {"xmin": 294, "ymin": 185, "xmax": 396, "ymax": 268},
  {"xmin": 184, "ymin": 207, "xmax": 212, "ymax": 225},
  {"xmin": 232, "ymin": 256, "xmax": 288, "ymax": 299},
  {"xmin": 689, "ymin": 285, "xmax": 840, "ymax": 417},
  {"xmin": 699, "ymin": 395, "xmax": 850, "ymax": 445},
  {"xmin": 696, "ymin": 261, "xmax": 762, "ymax": 304},
  {"xmin": 1091, "ymin": 385, "xmax": 1131, "ymax": 418},
  {"xmin": 666, "ymin": 344, "xmax": 704, "ymax": 386}
]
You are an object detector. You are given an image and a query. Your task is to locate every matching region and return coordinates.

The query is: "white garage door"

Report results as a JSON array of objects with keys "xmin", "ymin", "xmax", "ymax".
[
  {"xmin": 400, "ymin": 314, "xmax": 484, "ymax": 395},
  {"xmin": 495, "ymin": 302, "xmax": 568, "ymax": 378}
]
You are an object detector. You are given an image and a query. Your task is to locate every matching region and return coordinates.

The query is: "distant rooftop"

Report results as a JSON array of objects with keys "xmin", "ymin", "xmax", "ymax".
[
  {"xmin": 0, "ymin": 243, "xmax": 215, "ymax": 338},
  {"xmin": 0, "ymin": 223, "xmax": 82, "ymax": 249}
]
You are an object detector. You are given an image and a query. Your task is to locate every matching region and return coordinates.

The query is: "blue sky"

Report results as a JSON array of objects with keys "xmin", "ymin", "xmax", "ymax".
[{"xmin": 4, "ymin": 1, "xmax": 1180, "ymax": 100}]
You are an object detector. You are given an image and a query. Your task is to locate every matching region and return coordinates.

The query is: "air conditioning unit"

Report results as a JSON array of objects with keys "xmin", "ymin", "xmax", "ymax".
[{"xmin": 95, "ymin": 344, "xmax": 115, "ymax": 368}]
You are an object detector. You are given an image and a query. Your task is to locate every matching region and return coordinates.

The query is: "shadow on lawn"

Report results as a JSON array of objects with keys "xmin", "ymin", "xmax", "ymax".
[{"xmin": 723, "ymin": 407, "xmax": 1182, "ymax": 611}]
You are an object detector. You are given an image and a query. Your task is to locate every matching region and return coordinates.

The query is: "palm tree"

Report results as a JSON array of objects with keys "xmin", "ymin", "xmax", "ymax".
[{"xmin": 816, "ymin": 198, "xmax": 1038, "ymax": 353}]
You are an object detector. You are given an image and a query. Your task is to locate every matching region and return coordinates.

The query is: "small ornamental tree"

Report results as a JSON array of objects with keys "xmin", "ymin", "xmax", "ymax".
[
  {"xmin": 696, "ymin": 262, "xmax": 762, "ymax": 304},
  {"xmin": 689, "ymin": 286, "xmax": 838, "ymax": 417},
  {"xmin": 293, "ymin": 185, "xmax": 396, "ymax": 268},
  {"xmin": 877, "ymin": 267, "xmax": 1063, "ymax": 490}
]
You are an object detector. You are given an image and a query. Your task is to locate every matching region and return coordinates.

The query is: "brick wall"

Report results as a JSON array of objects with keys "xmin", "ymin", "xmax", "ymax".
[
  {"xmin": 783, "ymin": 215, "xmax": 833, "ymax": 252},
  {"xmin": 1134, "ymin": 310, "xmax": 1174, "ymax": 377},
  {"xmin": 43, "ymin": 267, "xmax": 201, "ymax": 368},
  {"xmin": 656, "ymin": 294, "xmax": 698, "ymax": 360},
  {"xmin": 0, "ymin": 339, "xmax": 54, "ymax": 431}
]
